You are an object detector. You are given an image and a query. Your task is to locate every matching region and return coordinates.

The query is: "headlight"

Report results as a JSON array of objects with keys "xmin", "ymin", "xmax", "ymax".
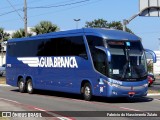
[
  {"xmin": 143, "ymin": 83, "xmax": 148, "ymax": 87},
  {"xmin": 107, "ymin": 82, "xmax": 119, "ymax": 88}
]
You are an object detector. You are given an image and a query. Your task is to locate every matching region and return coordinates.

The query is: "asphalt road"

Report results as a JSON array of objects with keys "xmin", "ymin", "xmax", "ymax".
[
  {"xmin": 0, "ymin": 86, "xmax": 160, "ymax": 120},
  {"xmin": 148, "ymin": 79, "xmax": 160, "ymax": 91}
]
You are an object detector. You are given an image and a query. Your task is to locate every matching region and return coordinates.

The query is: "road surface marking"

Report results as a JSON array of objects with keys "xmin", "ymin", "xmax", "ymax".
[
  {"xmin": 34, "ymin": 107, "xmax": 47, "ymax": 112},
  {"xmin": 154, "ymin": 98, "xmax": 160, "ymax": 102},
  {"xmin": 0, "ymin": 97, "xmax": 74, "ymax": 120},
  {"xmin": 119, "ymin": 107, "xmax": 141, "ymax": 111},
  {"xmin": 57, "ymin": 117, "xmax": 72, "ymax": 120},
  {"xmin": 0, "ymin": 98, "xmax": 21, "ymax": 104}
]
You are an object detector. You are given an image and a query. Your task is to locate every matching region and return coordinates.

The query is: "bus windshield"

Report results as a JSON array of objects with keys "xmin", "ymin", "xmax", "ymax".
[{"xmin": 107, "ymin": 40, "xmax": 147, "ymax": 81}]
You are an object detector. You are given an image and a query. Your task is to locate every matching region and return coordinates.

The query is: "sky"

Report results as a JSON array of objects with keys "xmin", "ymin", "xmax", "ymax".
[{"xmin": 0, "ymin": 0, "xmax": 160, "ymax": 51}]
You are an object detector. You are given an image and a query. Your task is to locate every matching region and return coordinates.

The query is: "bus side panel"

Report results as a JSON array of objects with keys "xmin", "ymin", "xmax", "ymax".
[
  {"xmin": 6, "ymin": 56, "xmax": 98, "ymax": 95},
  {"xmin": 33, "ymin": 56, "xmax": 94, "ymax": 94},
  {"xmin": 6, "ymin": 57, "xmax": 22, "ymax": 87}
]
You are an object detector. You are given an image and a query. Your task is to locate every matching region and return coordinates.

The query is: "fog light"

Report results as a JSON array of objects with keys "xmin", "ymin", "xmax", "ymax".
[{"xmin": 112, "ymin": 91, "xmax": 117, "ymax": 95}]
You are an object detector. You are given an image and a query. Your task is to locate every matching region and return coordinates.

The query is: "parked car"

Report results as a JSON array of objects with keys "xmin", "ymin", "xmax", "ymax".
[
  {"xmin": 148, "ymin": 73, "xmax": 155, "ymax": 82},
  {"xmin": 148, "ymin": 73, "xmax": 155, "ymax": 87},
  {"xmin": 0, "ymin": 64, "xmax": 6, "ymax": 76}
]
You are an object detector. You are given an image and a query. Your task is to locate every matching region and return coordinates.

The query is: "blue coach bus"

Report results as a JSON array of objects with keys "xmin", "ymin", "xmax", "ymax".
[{"xmin": 6, "ymin": 28, "xmax": 156, "ymax": 100}]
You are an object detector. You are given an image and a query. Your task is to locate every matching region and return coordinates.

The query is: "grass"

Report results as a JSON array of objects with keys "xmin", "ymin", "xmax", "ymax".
[
  {"xmin": 0, "ymin": 77, "xmax": 6, "ymax": 84},
  {"xmin": 148, "ymin": 89, "xmax": 160, "ymax": 94}
]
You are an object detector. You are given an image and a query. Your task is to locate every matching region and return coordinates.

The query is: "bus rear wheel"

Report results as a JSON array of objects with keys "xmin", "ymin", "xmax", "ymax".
[
  {"xmin": 83, "ymin": 83, "xmax": 92, "ymax": 101},
  {"xmin": 18, "ymin": 78, "xmax": 26, "ymax": 93},
  {"xmin": 27, "ymin": 79, "xmax": 34, "ymax": 94}
]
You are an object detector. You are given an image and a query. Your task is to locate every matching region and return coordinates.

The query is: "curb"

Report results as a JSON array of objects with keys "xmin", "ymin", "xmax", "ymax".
[
  {"xmin": 0, "ymin": 84, "xmax": 11, "ymax": 87},
  {"xmin": 147, "ymin": 93, "xmax": 160, "ymax": 96}
]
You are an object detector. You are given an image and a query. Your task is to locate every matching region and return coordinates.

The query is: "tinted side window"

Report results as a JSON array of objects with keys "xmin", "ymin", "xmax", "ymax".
[
  {"xmin": 70, "ymin": 37, "xmax": 87, "ymax": 58},
  {"xmin": 7, "ymin": 36, "xmax": 87, "ymax": 58},
  {"xmin": 7, "ymin": 40, "xmax": 43, "ymax": 57},
  {"xmin": 56, "ymin": 37, "xmax": 72, "ymax": 56},
  {"xmin": 86, "ymin": 36, "xmax": 104, "ymax": 48},
  {"xmin": 43, "ymin": 36, "xmax": 87, "ymax": 58},
  {"xmin": 92, "ymin": 49, "xmax": 108, "ymax": 75},
  {"xmin": 86, "ymin": 36, "xmax": 108, "ymax": 75}
]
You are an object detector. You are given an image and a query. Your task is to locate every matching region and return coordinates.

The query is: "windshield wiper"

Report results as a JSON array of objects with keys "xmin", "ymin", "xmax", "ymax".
[
  {"xmin": 121, "ymin": 61, "xmax": 129, "ymax": 80},
  {"xmin": 121, "ymin": 45, "xmax": 131, "ymax": 80}
]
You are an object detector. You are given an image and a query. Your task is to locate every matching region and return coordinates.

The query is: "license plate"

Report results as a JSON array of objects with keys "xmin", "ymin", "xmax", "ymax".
[{"xmin": 128, "ymin": 92, "xmax": 135, "ymax": 95}]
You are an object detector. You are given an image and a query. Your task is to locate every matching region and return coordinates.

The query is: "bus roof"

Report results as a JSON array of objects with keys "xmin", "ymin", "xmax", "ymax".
[{"xmin": 8, "ymin": 28, "xmax": 140, "ymax": 42}]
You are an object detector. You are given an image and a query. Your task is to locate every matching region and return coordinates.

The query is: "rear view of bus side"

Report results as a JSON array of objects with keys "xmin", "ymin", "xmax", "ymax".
[{"xmin": 6, "ymin": 28, "xmax": 156, "ymax": 100}]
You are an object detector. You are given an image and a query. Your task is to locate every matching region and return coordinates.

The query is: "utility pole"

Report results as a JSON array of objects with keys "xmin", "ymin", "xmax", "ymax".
[
  {"xmin": 24, "ymin": 0, "xmax": 27, "ymax": 37},
  {"xmin": 0, "ymin": 33, "xmax": 4, "ymax": 66}
]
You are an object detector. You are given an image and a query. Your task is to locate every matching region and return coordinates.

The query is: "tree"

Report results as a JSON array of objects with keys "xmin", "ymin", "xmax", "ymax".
[
  {"xmin": 108, "ymin": 21, "xmax": 133, "ymax": 33},
  {"xmin": 85, "ymin": 18, "xmax": 133, "ymax": 33},
  {"xmin": 31, "ymin": 21, "xmax": 60, "ymax": 35},
  {"xmin": 85, "ymin": 19, "xmax": 108, "ymax": 28},
  {"xmin": 147, "ymin": 60, "xmax": 153, "ymax": 73},
  {"xmin": 12, "ymin": 28, "xmax": 32, "ymax": 38},
  {"xmin": 0, "ymin": 27, "xmax": 10, "ymax": 41}
]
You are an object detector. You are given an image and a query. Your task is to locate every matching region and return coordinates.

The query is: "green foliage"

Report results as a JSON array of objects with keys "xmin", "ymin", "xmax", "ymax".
[
  {"xmin": 85, "ymin": 18, "xmax": 133, "ymax": 33},
  {"xmin": 85, "ymin": 19, "xmax": 108, "ymax": 28},
  {"xmin": 0, "ymin": 27, "xmax": 10, "ymax": 41},
  {"xmin": 12, "ymin": 28, "xmax": 32, "ymax": 38},
  {"xmin": 147, "ymin": 60, "xmax": 153, "ymax": 73},
  {"xmin": 31, "ymin": 21, "xmax": 60, "ymax": 35}
]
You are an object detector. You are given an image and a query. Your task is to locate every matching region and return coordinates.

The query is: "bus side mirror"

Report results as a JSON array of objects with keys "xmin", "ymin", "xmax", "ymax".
[
  {"xmin": 145, "ymin": 49, "xmax": 157, "ymax": 63},
  {"xmin": 95, "ymin": 46, "xmax": 111, "ymax": 62}
]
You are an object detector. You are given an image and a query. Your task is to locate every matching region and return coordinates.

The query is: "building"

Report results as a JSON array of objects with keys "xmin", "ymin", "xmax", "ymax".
[
  {"xmin": 153, "ymin": 51, "xmax": 160, "ymax": 75},
  {"xmin": 0, "ymin": 27, "xmax": 35, "ymax": 66},
  {"xmin": 0, "ymin": 41, "xmax": 7, "ymax": 66}
]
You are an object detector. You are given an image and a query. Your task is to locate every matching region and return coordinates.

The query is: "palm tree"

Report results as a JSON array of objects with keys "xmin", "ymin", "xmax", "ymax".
[
  {"xmin": 12, "ymin": 28, "xmax": 32, "ymax": 38},
  {"xmin": 0, "ymin": 27, "xmax": 10, "ymax": 41},
  {"xmin": 31, "ymin": 21, "xmax": 60, "ymax": 35}
]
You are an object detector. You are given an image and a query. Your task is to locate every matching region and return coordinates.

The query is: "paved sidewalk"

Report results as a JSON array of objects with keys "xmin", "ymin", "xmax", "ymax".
[{"xmin": 0, "ymin": 100, "xmax": 55, "ymax": 120}]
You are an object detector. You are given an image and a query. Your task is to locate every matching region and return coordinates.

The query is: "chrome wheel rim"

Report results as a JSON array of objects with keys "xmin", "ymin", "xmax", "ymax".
[
  {"xmin": 19, "ymin": 81, "xmax": 24, "ymax": 90},
  {"xmin": 85, "ymin": 86, "xmax": 90, "ymax": 97},
  {"xmin": 28, "ymin": 82, "xmax": 32, "ymax": 92}
]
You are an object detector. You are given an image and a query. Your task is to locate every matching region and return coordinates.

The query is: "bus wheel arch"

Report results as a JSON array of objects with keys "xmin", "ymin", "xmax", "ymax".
[
  {"xmin": 26, "ymin": 77, "xmax": 34, "ymax": 94},
  {"xmin": 81, "ymin": 80, "xmax": 93, "ymax": 101},
  {"xmin": 18, "ymin": 76, "xmax": 26, "ymax": 93}
]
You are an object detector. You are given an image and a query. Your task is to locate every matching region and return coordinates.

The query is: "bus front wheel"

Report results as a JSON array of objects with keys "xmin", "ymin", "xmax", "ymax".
[
  {"xmin": 18, "ymin": 78, "xmax": 26, "ymax": 93},
  {"xmin": 83, "ymin": 83, "xmax": 92, "ymax": 101},
  {"xmin": 27, "ymin": 79, "xmax": 34, "ymax": 94}
]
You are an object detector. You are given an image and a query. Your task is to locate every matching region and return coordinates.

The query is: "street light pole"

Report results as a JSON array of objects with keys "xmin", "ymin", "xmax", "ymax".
[
  {"xmin": 122, "ymin": 13, "xmax": 139, "ymax": 31},
  {"xmin": 123, "ymin": 19, "xmax": 128, "ymax": 31},
  {"xmin": 158, "ymin": 38, "xmax": 160, "ymax": 51},
  {"xmin": 74, "ymin": 19, "xmax": 81, "ymax": 29},
  {"xmin": 122, "ymin": 6, "xmax": 160, "ymax": 31}
]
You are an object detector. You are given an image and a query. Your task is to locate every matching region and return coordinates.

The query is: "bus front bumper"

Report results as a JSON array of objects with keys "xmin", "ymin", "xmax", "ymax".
[{"xmin": 106, "ymin": 82, "xmax": 148, "ymax": 98}]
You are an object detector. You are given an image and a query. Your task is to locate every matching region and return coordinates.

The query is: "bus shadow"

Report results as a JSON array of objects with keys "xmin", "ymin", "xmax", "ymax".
[
  {"xmin": 92, "ymin": 96, "xmax": 153, "ymax": 103},
  {"xmin": 11, "ymin": 89, "xmax": 153, "ymax": 103},
  {"xmin": 11, "ymin": 89, "xmax": 83, "ymax": 100}
]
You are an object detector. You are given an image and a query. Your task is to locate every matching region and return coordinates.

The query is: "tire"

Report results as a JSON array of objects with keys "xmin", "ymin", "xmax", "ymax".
[
  {"xmin": 18, "ymin": 78, "xmax": 26, "ymax": 93},
  {"xmin": 148, "ymin": 83, "xmax": 151, "ymax": 87},
  {"xmin": 83, "ymin": 83, "xmax": 92, "ymax": 101},
  {"xmin": 27, "ymin": 79, "xmax": 34, "ymax": 94}
]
